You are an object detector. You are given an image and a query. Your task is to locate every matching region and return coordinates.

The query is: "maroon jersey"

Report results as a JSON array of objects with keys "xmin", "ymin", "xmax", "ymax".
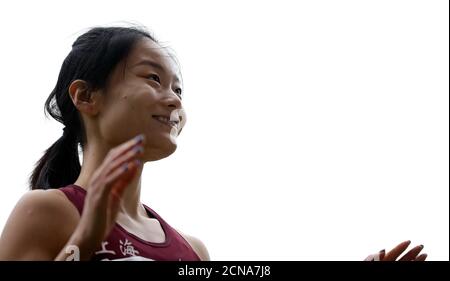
[{"xmin": 58, "ymin": 184, "xmax": 201, "ymax": 261}]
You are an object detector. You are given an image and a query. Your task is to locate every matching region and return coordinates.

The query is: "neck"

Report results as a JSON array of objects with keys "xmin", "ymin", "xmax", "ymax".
[{"xmin": 74, "ymin": 139, "xmax": 147, "ymax": 219}]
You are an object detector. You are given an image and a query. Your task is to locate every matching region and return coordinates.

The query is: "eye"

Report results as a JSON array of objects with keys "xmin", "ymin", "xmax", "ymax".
[
  {"xmin": 175, "ymin": 88, "xmax": 183, "ymax": 97},
  {"xmin": 147, "ymin": 74, "xmax": 161, "ymax": 83}
]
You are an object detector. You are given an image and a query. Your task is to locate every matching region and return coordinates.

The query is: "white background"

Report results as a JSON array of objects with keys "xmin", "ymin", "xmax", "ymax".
[{"xmin": 0, "ymin": 0, "xmax": 448, "ymax": 260}]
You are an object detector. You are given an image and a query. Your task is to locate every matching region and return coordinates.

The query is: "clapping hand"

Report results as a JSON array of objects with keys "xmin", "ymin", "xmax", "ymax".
[{"xmin": 364, "ymin": 240, "xmax": 427, "ymax": 261}]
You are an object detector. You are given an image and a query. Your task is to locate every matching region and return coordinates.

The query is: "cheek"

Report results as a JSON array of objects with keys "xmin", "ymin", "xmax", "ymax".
[
  {"xmin": 100, "ymin": 79, "xmax": 161, "ymax": 139},
  {"xmin": 122, "ymin": 94, "xmax": 152, "ymax": 125},
  {"xmin": 125, "ymin": 79, "xmax": 159, "ymax": 103},
  {"xmin": 120, "ymin": 82, "xmax": 154, "ymax": 114},
  {"xmin": 100, "ymin": 96, "xmax": 150, "ymax": 141}
]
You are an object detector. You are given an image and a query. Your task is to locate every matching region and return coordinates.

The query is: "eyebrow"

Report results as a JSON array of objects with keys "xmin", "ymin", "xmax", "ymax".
[{"xmin": 132, "ymin": 59, "xmax": 181, "ymax": 83}]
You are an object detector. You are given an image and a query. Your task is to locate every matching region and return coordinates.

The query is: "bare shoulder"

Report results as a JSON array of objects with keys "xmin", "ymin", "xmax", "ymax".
[
  {"xmin": 6, "ymin": 189, "xmax": 79, "ymax": 221},
  {"xmin": 0, "ymin": 189, "xmax": 79, "ymax": 260},
  {"xmin": 175, "ymin": 228, "xmax": 211, "ymax": 261}
]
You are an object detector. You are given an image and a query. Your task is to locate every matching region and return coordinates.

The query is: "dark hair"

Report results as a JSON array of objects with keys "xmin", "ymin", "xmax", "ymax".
[{"xmin": 29, "ymin": 26, "xmax": 156, "ymax": 190}]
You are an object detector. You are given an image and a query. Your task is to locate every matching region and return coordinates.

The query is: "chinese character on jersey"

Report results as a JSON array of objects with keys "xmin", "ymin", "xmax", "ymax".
[
  {"xmin": 95, "ymin": 241, "xmax": 116, "ymax": 255},
  {"xmin": 119, "ymin": 239, "xmax": 140, "ymax": 256}
]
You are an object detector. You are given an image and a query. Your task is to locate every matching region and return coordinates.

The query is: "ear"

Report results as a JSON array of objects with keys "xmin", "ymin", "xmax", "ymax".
[{"xmin": 68, "ymin": 80, "xmax": 102, "ymax": 116}]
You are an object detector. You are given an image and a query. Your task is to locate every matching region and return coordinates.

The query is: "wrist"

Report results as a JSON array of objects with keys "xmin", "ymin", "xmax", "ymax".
[{"xmin": 66, "ymin": 227, "xmax": 100, "ymax": 261}]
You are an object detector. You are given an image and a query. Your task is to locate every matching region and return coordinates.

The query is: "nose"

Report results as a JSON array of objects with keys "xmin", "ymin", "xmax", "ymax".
[
  {"xmin": 163, "ymin": 91, "xmax": 186, "ymax": 129},
  {"xmin": 163, "ymin": 91, "xmax": 182, "ymax": 110}
]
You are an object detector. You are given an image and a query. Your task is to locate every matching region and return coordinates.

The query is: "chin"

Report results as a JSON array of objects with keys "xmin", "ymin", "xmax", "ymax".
[{"xmin": 145, "ymin": 141, "xmax": 177, "ymax": 161}]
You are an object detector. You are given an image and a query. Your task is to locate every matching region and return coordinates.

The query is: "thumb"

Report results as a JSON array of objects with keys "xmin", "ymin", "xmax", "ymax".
[
  {"xmin": 364, "ymin": 254, "xmax": 375, "ymax": 261},
  {"xmin": 379, "ymin": 249, "xmax": 386, "ymax": 261}
]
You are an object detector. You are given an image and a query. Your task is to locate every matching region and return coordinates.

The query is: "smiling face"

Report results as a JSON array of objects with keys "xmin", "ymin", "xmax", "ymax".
[{"xmin": 96, "ymin": 38, "xmax": 186, "ymax": 161}]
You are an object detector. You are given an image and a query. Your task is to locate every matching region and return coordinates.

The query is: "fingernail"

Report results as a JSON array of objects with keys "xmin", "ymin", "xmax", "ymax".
[
  {"xmin": 135, "ymin": 134, "xmax": 145, "ymax": 143},
  {"xmin": 379, "ymin": 249, "xmax": 385, "ymax": 254},
  {"xmin": 419, "ymin": 245, "xmax": 424, "ymax": 248},
  {"xmin": 134, "ymin": 146, "xmax": 144, "ymax": 153}
]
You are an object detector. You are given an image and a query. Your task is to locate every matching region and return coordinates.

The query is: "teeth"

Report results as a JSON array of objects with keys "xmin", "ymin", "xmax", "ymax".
[
  {"xmin": 156, "ymin": 116, "xmax": 169, "ymax": 122},
  {"xmin": 154, "ymin": 116, "xmax": 178, "ymax": 128}
]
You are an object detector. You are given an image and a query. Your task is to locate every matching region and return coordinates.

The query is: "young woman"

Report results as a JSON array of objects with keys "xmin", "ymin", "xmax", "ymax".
[
  {"xmin": 0, "ymin": 25, "xmax": 426, "ymax": 261},
  {"xmin": 0, "ymin": 26, "xmax": 209, "ymax": 261}
]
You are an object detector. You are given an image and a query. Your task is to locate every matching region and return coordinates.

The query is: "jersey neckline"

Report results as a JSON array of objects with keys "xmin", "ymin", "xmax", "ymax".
[{"xmin": 69, "ymin": 184, "xmax": 171, "ymax": 247}]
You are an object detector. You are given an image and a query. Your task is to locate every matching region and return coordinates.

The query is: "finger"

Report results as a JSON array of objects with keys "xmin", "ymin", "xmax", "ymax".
[
  {"xmin": 372, "ymin": 253, "xmax": 381, "ymax": 261},
  {"xmin": 104, "ymin": 160, "xmax": 139, "ymax": 196},
  {"xmin": 110, "ymin": 160, "xmax": 141, "ymax": 197},
  {"xmin": 364, "ymin": 254, "xmax": 375, "ymax": 261},
  {"xmin": 98, "ymin": 134, "xmax": 145, "ymax": 181},
  {"xmin": 370, "ymin": 250, "xmax": 385, "ymax": 261},
  {"xmin": 104, "ymin": 161, "xmax": 140, "ymax": 223},
  {"xmin": 414, "ymin": 253, "xmax": 427, "ymax": 261},
  {"xmin": 108, "ymin": 167, "xmax": 136, "ymax": 215},
  {"xmin": 108, "ymin": 162, "xmax": 139, "ymax": 207},
  {"xmin": 383, "ymin": 240, "xmax": 412, "ymax": 261},
  {"xmin": 398, "ymin": 245, "xmax": 424, "ymax": 261},
  {"xmin": 105, "ymin": 134, "xmax": 146, "ymax": 163},
  {"xmin": 379, "ymin": 249, "xmax": 385, "ymax": 260},
  {"xmin": 105, "ymin": 145, "xmax": 144, "ymax": 177}
]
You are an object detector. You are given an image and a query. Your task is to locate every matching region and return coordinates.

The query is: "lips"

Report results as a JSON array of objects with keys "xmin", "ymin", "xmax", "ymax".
[{"xmin": 152, "ymin": 115, "xmax": 179, "ymax": 129}]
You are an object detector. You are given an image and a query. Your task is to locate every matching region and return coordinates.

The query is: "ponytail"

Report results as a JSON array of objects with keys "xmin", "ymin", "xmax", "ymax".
[{"xmin": 29, "ymin": 127, "xmax": 81, "ymax": 190}]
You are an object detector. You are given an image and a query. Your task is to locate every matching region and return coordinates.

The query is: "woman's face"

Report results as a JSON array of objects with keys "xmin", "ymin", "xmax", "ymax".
[{"xmin": 97, "ymin": 38, "xmax": 186, "ymax": 161}]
